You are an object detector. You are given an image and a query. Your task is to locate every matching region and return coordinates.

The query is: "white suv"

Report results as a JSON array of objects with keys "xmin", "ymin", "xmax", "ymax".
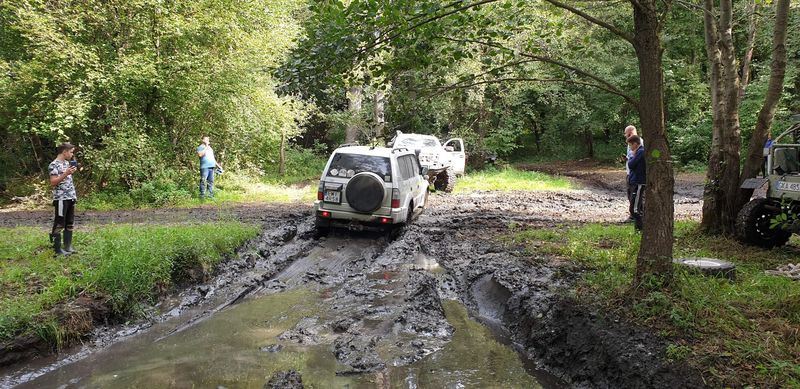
[{"xmin": 314, "ymin": 145, "xmax": 429, "ymax": 232}]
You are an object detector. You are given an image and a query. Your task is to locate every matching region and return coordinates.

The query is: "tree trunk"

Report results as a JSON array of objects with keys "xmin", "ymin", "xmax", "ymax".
[
  {"xmin": 279, "ymin": 127, "xmax": 286, "ymax": 176},
  {"xmin": 345, "ymin": 86, "xmax": 363, "ymax": 143},
  {"xmin": 701, "ymin": 0, "xmax": 743, "ymax": 235},
  {"xmin": 584, "ymin": 129, "xmax": 594, "ymax": 158},
  {"xmin": 373, "ymin": 88, "xmax": 385, "ymax": 140},
  {"xmin": 632, "ymin": 0, "xmax": 674, "ymax": 286},
  {"xmin": 738, "ymin": 0, "xmax": 757, "ymax": 100},
  {"xmin": 700, "ymin": 0, "xmax": 724, "ymax": 234},
  {"xmin": 737, "ymin": 0, "xmax": 791, "ymax": 207}
]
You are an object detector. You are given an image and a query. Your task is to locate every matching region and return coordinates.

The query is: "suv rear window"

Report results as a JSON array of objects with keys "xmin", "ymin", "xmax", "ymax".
[
  {"xmin": 395, "ymin": 137, "xmax": 439, "ymax": 148},
  {"xmin": 328, "ymin": 153, "xmax": 392, "ymax": 182}
]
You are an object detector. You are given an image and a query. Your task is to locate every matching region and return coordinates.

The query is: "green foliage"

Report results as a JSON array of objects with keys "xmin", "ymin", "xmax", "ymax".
[
  {"xmin": 509, "ymin": 221, "xmax": 800, "ymax": 387},
  {"xmin": 0, "ymin": 223, "xmax": 257, "ymax": 345},
  {"xmin": 0, "ymin": 0, "xmax": 308, "ymax": 196}
]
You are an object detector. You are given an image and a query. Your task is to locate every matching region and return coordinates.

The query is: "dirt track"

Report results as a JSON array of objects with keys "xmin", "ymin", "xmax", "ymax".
[{"xmin": 0, "ymin": 165, "xmax": 708, "ymax": 388}]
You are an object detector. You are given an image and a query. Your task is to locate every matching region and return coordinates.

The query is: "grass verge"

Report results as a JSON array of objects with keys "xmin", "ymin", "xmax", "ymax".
[
  {"xmin": 80, "ymin": 172, "xmax": 317, "ymax": 211},
  {"xmin": 454, "ymin": 167, "xmax": 573, "ymax": 193},
  {"xmin": 0, "ymin": 223, "xmax": 258, "ymax": 350},
  {"xmin": 507, "ymin": 221, "xmax": 800, "ymax": 388}
]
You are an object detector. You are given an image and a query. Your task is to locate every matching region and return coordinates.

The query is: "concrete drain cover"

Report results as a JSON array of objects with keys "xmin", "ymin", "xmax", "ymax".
[{"xmin": 673, "ymin": 257, "xmax": 736, "ymax": 280}]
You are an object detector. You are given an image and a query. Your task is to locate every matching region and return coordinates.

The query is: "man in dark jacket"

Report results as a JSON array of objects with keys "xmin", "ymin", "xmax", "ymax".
[{"xmin": 626, "ymin": 135, "xmax": 646, "ymax": 231}]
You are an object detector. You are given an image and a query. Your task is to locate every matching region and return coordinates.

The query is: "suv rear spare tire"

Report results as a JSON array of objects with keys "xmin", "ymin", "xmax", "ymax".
[{"xmin": 346, "ymin": 173, "xmax": 385, "ymax": 213}]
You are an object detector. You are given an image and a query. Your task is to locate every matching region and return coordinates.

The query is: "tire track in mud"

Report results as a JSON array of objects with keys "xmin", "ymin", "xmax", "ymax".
[
  {"xmin": 408, "ymin": 196, "xmax": 707, "ymax": 389},
  {"xmin": 3, "ymin": 187, "xmax": 708, "ymax": 388},
  {"xmin": 1, "ymin": 214, "xmax": 324, "ymax": 387}
]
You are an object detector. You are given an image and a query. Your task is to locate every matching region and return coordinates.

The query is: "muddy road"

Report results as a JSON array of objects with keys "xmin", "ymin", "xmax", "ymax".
[{"xmin": 0, "ymin": 171, "xmax": 706, "ymax": 388}]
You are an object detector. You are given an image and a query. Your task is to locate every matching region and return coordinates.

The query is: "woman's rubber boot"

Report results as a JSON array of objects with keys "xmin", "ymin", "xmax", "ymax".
[
  {"xmin": 51, "ymin": 232, "xmax": 70, "ymax": 256},
  {"xmin": 63, "ymin": 230, "xmax": 76, "ymax": 254}
]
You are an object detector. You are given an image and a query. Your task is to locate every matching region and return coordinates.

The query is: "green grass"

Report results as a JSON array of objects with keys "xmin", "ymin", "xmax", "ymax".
[
  {"xmin": 455, "ymin": 167, "xmax": 574, "ymax": 193},
  {"xmin": 81, "ymin": 171, "xmax": 318, "ymax": 211},
  {"xmin": 507, "ymin": 222, "xmax": 800, "ymax": 387},
  {"xmin": 0, "ymin": 223, "xmax": 258, "ymax": 348}
]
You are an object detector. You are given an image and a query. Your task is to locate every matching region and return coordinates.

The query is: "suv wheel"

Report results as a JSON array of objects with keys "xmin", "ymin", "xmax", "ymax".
[
  {"xmin": 735, "ymin": 198, "xmax": 791, "ymax": 248},
  {"xmin": 434, "ymin": 167, "xmax": 456, "ymax": 193}
]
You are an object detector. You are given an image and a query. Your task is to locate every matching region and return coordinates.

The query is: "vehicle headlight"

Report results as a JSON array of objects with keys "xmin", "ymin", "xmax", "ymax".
[{"xmin": 330, "ymin": 169, "xmax": 338, "ymax": 176}]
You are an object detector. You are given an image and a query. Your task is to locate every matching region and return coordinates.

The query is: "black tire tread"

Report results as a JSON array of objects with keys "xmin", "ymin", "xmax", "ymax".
[
  {"xmin": 735, "ymin": 198, "xmax": 791, "ymax": 248},
  {"xmin": 434, "ymin": 167, "xmax": 456, "ymax": 193}
]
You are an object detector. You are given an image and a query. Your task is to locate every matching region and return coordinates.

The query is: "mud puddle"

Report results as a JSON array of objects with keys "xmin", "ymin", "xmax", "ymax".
[
  {"xmin": 15, "ymin": 292, "xmax": 545, "ymax": 388},
  {"xmin": 10, "ymin": 228, "xmax": 549, "ymax": 388}
]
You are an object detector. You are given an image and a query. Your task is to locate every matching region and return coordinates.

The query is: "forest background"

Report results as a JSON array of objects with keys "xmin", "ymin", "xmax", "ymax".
[{"xmin": 0, "ymin": 0, "xmax": 798, "ymax": 208}]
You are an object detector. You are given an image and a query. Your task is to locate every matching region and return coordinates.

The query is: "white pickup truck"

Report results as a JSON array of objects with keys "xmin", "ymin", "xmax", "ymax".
[{"xmin": 388, "ymin": 131, "xmax": 465, "ymax": 193}]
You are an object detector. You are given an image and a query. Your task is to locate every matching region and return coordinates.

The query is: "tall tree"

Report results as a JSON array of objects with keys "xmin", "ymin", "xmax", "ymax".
[{"xmin": 701, "ymin": 0, "xmax": 792, "ymax": 234}]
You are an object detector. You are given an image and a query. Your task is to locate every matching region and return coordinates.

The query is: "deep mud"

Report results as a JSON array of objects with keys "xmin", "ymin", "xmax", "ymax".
[{"xmin": 0, "ymin": 164, "xmax": 708, "ymax": 388}]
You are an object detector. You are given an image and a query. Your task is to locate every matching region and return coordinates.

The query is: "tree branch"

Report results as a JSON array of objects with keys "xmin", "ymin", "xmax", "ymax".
[
  {"xmin": 359, "ymin": 0, "xmax": 502, "ymax": 57},
  {"xmin": 541, "ymin": 0, "xmax": 634, "ymax": 44},
  {"xmin": 435, "ymin": 35, "xmax": 637, "ymax": 104},
  {"xmin": 430, "ymin": 77, "xmax": 633, "ymax": 101}
]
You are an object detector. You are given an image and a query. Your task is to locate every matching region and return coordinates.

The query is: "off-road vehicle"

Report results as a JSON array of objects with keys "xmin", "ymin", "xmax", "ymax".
[
  {"xmin": 387, "ymin": 131, "xmax": 465, "ymax": 193},
  {"xmin": 314, "ymin": 145, "xmax": 429, "ymax": 232},
  {"xmin": 736, "ymin": 120, "xmax": 800, "ymax": 248}
]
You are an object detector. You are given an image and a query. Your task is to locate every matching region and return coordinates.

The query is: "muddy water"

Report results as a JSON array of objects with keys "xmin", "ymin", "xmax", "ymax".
[
  {"xmin": 20, "ymin": 290, "xmax": 541, "ymax": 388},
  {"xmin": 9, "ymin": 224, "xmax": 549, "ymax": 389}
]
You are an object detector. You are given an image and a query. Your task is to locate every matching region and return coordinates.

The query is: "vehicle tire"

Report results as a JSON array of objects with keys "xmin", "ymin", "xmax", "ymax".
[
  {"xmin": 673, "ymin": 257, "xmax": 736, "ymax": 280},
  {"xmin": 406, "ymin": 201, "xmax": 415, "ymax": 223},
  {"xmin": 314, "ymin": 217, "xmax": 331, "ymax": 237},
  {"xmin": 346, "ymin": 173, "xmax": 385, "ymax": 213},
  {"xmin": 735, "ymin": 198, "xmax": 791, "ymax": 248},
  {"xmin": 434, "ymin": 167, "xmax": 456, "ymax": 193}
]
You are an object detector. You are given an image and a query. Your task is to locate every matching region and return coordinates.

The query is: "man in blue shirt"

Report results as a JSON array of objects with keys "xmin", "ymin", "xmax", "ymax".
[
  {"xmin": 197, "ymin": 136, "xmax": 222, "ymax": 199},
  {"xmin": 627, "ymin": 135, "xmax": 646, "ymax": 231}
]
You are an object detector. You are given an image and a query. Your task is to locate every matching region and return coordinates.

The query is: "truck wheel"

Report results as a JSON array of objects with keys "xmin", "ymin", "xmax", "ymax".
[
  {"xmin": 735, "ymin": 198, "xmax": 791, "ymax": 248},
  {"xmin": 314, "ymin": 217, "xmax": 331, "ymax": 237},
  {"xmin": 434, "ymin": 167, "xmax": 456, "ymax": 193}
]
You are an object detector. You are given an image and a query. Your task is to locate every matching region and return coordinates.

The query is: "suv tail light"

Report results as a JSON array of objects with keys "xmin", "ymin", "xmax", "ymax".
[
  {"xmin": 391, "ymin": 188, "xmax": 400, "ymax": 208},
  {"xmin": 317, "ymin": 181, "xmax": 324, "ymax": 201}
]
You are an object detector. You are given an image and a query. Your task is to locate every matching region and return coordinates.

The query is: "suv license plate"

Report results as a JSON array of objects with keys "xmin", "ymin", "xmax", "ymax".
[
  {"xmin": 776, "ymin": 181, "xmax": 800, "ymax": 192},
  {"xmin": 324, "ymin": 190, "xmax": 341, "ymax": 203}
]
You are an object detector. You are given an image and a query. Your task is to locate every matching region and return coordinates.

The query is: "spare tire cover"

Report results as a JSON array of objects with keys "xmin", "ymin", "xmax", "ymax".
[{"xmin": 346, "ymin": 173, "xmax": 386, "ymax": 213}]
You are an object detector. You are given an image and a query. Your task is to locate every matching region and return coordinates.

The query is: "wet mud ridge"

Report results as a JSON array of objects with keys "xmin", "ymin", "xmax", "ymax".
[{"xmin": 2, "ymin": 190, "xmax": 707, "ymax": 388}]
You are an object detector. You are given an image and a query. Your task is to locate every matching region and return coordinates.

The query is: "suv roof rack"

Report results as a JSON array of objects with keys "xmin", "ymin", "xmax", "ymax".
[
  {"xmin": 338, "ymin": 142, "xmax": 359, "ymax": 148},
  {"xmin": 392, "ymin": 147, "xmax": 410, "ymax": 153}
]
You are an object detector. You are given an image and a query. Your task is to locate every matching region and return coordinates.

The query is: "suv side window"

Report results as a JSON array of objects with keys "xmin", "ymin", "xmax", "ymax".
[
  {"xmin": 399, "ymin": 155, "xmax": 413, "ymax": 180},
  {"xmin": 409, "ymin": 157, "xmax": 420, "ymax": 176},
  {"xmin": 405, "ymin": 156, "xmax": 416, "ymax": 179}
]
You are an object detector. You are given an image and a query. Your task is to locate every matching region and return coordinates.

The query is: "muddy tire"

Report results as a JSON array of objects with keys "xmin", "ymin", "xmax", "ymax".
[
  {"xmin": 735, "ymin": 198, "xmax": 791, "ymax": 248},
  {"xmin": 314, "ymin": 217, "xmax": 331, "ymax": 237},
  {"xmin": 434, "ymin": 167, "xmax": 456, "ymax": 193}
]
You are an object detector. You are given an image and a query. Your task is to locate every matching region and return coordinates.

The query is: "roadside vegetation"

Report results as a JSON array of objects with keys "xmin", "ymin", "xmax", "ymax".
[
  {"xmin": 0, "ymin": 223, "xmax": 258, "ymax": 350},
  {"xmin": 508, "ymin": 222, "xmax": 800, "ymax": 387},
  {"xmin": 454, "ymin": 166, "xmax": 573, "ymax": 193}
]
